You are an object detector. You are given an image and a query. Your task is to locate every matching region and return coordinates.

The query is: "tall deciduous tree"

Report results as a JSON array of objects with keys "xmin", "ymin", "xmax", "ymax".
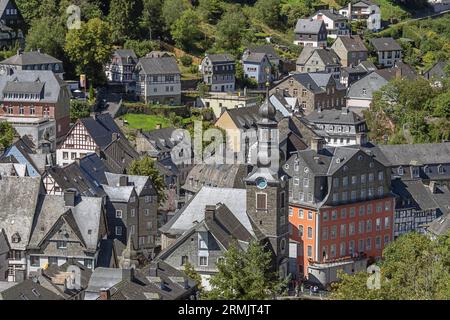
[
  {"xmin": 25, "ymin": 17, "xmax": 66, "ymax": 59},
  {"xmin": 206, "ymin": 241, "xmax": 288, "ymax": 300},
  {"xmin": 254, "ymin": 0, "xmax": 281, "ymax": 29},
  {"xmin": 215, "ymin": 9, "xmax": 248, "ymax": 52},
  {"xmin": 70, "ymin": 100, "xmax": 91, "ymax": 122},
  {"xmin": 162, "ymin": 0, "xmax": 190, "ymax": 32},
  {"xmin": 65, "ymin": 18, "xmax": 113, "ymax": 86},
  {"xmin": 139, "ymin": 0, "xmax": 164, "ymax": 40},
  {"xmin": 197, "ymin": 0, "xmax": 223, "ymax": 24},
  {"xmin": 108, "ymin": 0, "xmax": 141, "ymax": 44},
  {"xmin": 128, "ymin": 156, "xmax": 167, "ymax": 205},
  {"xmin": 171, "ymin": 9, "xmax": 202, "ymax": 50}
]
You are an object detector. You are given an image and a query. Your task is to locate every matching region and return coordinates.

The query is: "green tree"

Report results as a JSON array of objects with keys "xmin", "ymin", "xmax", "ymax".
[
  {"xmin": 197, "ymin": 0, "xmax": 223, "ymax": 24},
  {"xmin": 65, "ymin": 18, "xmax": 113, "ymax": 86},
  {"xmin": 183, "ymin": 262, "xmax": 203, "ymax": 293},
  {"xmin": 215, "ymin": 9, "xmax": 248, "ymax": 52},
  {"xmin": 15, "ymin": 0, "xmax": 41, "ymax": 23},
  {"xmin": 162, "ymin": 0, "xmax": 190, "ymax": 32},
  {"xmin": 206, "ymin": 241, "xmax": 288, "ymax": 300},
  {"xmin": 25, "ymin": 17, "xmax": 66, "ymax": 59},
  {"xmin": 254, "ymin": 0, "xmax": 281, "ymax": 29},
  {"xmin": 139, "ymin": 0, "xmax": 164, "ymax": 39},
  {"xmin": 70, "ymin": 100, "xmax": 91, "ymax": 122},
  {"xmin": 280, "ymin": 2, "xmax": 314, "ymax": 28},
  {"xmin": 171, "ymin": 9, "xmax": 202, "ymax": 50},
  {"xmin": 128, "ymin": 156, "xmax": 167, "ymax": 204},
  {"xmin": 0, "ymin": 122, "xmax": 15, "ymax": 150},
  {"xmin": 332, "ymin": 232, "xmax": 450, "ymax": 300},
  {"xmin": 124, "ymin": 39, "xmax": 158, "ymax": 58},
  {"xmin": 108, "ymin": 0, "xmax": 141, "ymax": 44}
]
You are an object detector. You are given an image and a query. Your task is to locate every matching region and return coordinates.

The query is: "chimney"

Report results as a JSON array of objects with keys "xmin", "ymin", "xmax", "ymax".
[
  {"xmin": 99, "ymin": 288, "xmax": 111, "ymax": 300},
  {"xmin": 64, "ymin": 190, "xmax": 76, "ymax": 207},
  {"xmin": 429, "ymin": 181, "xmax": 438, "ymax": 194},
  {"xmin": 122, "ymin": 268, "xmax": 134, "ymax": 281},
  {"xmin": 149, "ymin": 262, "xmax": 159, "ymax": 277},
  {"xmin": 356, "ymin": 133, "xmax": 367, "ymax": 146},
  {"xmin": 112, "ymin": 132, "xmax": 119, "ymax": 141},
  {"xmin": 205, "ymin": 205, "xmax": 216, "ymax": 222},
  {"xmin": 311, "ymin": 137, "xmax": 325, "ymax": 153},
  {"xmin": 95, "ymin": 146, "xmax": 102, "ymax": 159},
  {"xmin": 348, "ymin": 2, "xmax": 352, "ymax": 21},
  {"xmin": 119, "ymin": 175, "xmax": 128, "ymax": 187}
]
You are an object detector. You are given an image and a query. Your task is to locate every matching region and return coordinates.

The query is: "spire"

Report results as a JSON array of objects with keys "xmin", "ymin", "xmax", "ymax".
[{"xmin": 258, "ymin": 67, "xmax": 276, "ymax": 122}]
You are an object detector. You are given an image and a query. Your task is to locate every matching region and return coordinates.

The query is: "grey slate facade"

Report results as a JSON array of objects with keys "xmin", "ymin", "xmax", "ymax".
[{"xmin": 200, "ymin": 54, "xmax": 235, "ymax": 92}]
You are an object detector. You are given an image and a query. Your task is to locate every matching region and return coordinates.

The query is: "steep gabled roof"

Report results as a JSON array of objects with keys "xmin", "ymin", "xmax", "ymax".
[
  {"xmin": 334, "ymin": 35, "xmax": 368, "ymax": 52},
  {"xmin": 205, "ymin": 54, "xmax": 235, "ymax": 64},
  {"xmin": 370, "ymin": 37, "xmax": 402, "ymax": 51},
  {"xmin": 295, "ymin": 18, "xmax": 325, "ymax": 34},
  {"xmin": 0, "ymin": 51, "xmax": 62, "ymax": 66},
  {"xmin": 137, "ymin": 56, "xmax": 180, "ymax": 75},
  {"xmin": 0, "ymin": 279, "xmax": 64, "ymax": 300},
  {"xmin": 79, "ymin": 114, "xmax": 125, "ymax": 149}
]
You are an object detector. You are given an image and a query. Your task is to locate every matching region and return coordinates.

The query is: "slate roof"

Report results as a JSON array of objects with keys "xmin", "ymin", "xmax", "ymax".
[
  {"xmin": 247, "ymin": 45, "xmax": 280, "ymax": 61},
  {"xmin": 376, "ymin": 143, "xmax": 450, "ymax": 166},
  {"xmin": 290, "ymin": 73, "xmax": 336, "ymax": 94},
  {"xmin": 424, "ymin": 60, "xmax": 449, "ymax": 80},
  {"xmin": 0, "ymin": 51, "xmax": 62, "ymax": 66},
  {"xmin": 114, "ymin": 49, "xmax": 137, "ymax": 65},
  {"xmin": 102, "ymin": 185, "xmax": 134, "ymax": 202},
  {"xmin": 0, "ymin": 228, "xmax": 9, "ymax": 255},
  {"xmin": 375, "ymin": 62, "xmax": 417, "ymax": 81},
  {"xmin": 101, "ymin": 136, "xmax": 140, "ymax": 173},
  {"xmin": 104, "ymin": 172, "xmax": 154, "ymax": 196},
  {"xmin": 346, "ymin": 71, "xmax": 388, "ymax": 99},
  {"xmin": 370, "ymin": 37, "xmax": 402, "ymax": 51},
  {"xmin": 42, "ymin": 259, "xmax": 93, "ymax": 291},
  {"xmin": 205, "ymin": 54, "xmax": 235, "ymax": 64},
  {"xmin": 392, "ymin": 179, "xmax": 440, "ymax": 211},
  {"xmin": 427, "ymin": 213, "xmax": 450, "ymax": 236},
  {"xmin": 137, "ymin": 56, "xmax": 180, "ymax": 75},
  {"xmin": 314, "ymin": 9, "xmax": 347, "ymax": 21},
  {"xmin": 79, "ymin": 153, "xmax": 109, "ymax": 186},
  {"xmin": 0, "ymin": 176, "xmax": 42, "ymax": 250},
  {"xmin": 79, "ymin": 114, "xmax": 125, "ymax": 149},
  {"xmin": 0, "ymin": 70, "xmax": 67, "ymax": 103},
  {"xmin": 84, "ymin": 268, "xmax": 132, "ymax": 300},
  {"xmin": 295, "ymin": 19, "xmax": 325, "ymax": 34},
  {"xmin": 297, "ymin": 48, "xmax": 340, "ymax": 66},
  {"xmin": 45, "ymin": 162, "xmax": 104, "ymax": 197},
  {"xmin": 0, "ymin": 163, "xmax": 27, "ymax": 177},
  {"xmin": 160, "ymin": 186, "xmax": 251, "ymax": 236},
  {"xmin": 305, "ymin": 108, "xmax": 365, "ymax": 125},
  {"xmin": 140, "ymin": 127, "xmax": 185, "ymax": 156},
  {"xmin": 0, "ymin": 279, "xmax": 64, "ymax": 300},
  {"xmin": 225, "ymin": 105, "xmax": 283, "ymax": 130},
  {"xmin": 182, "ymin": 163, "xmax": 249, "ymax": 193},
  {"xmin": 335, "ymin": 36, "xmax": 368, "ymax": 52},
  {"xmin": 28, "ymin": 195, "xmax": 103, "ymax": 251},
  {"xmin": 243, "ymin": 52, "xmax": 268, "ymax": 64}
]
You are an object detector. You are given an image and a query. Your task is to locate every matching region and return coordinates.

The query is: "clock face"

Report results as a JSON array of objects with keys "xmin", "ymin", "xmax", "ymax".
[{"xmin": 256, "ymin": 177, "xmax": 268, "ymax": 190}]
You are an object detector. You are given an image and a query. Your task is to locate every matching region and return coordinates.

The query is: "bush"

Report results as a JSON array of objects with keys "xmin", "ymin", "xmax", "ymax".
[{"xmin": 180, "ymin": 55, "xmax": 193, "ymax": 67}]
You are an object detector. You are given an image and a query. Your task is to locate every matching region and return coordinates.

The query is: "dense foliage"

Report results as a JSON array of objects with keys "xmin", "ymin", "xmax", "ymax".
[{"xmin": 331, "ymin": 232, "xmax": 450, "ymax": 300}]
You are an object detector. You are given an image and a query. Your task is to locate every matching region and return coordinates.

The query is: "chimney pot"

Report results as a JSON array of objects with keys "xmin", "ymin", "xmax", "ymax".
[
  {"xmin": 311, "ymin": 137, "xmax": 325, "ymax": 153},
  {"xmin": 119, "ymin": 176, "xmax": 128, "ymax": 187},
  {"xmin": 64, "ymin": 190, "xmax": 76, "ymax": 207},
  {"xmin": 205, "ymin": 205, "xmax": 216, "ymax": 221},
  {"xmin": 99, "ymin": 288, "xmax": 111, "ymax": 300}
]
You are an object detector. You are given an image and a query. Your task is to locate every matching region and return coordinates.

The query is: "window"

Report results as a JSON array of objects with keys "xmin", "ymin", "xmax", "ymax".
[
  {"xmin": 398, "ymin": 166, "xmax": 404, "ymax": 176},
  {"xmin": 84, "ymin": 259, "xmax": 93, "ymax": 269},
  {"xmin": 351, "ymin": 191, "xmax": 357, "ymax": 201},
  {"xmin": 30, "ymin": 256, "xmax": 40, "ymax": 267},
  {"xmin": 378, "ymin": 186, "xmax": 384, "ymax": 197},
  {"xmin": 19, "ymin": 106, "xmax": 24, "ymax": 115},
  {"xmin": 57, "ymin": 241, "xmax": 67, "ymax": 249},
  {"xmin": 376, "ymin": 203, "xmax": 382, "ymax": 213},
  {"xmin": 349, "ymin": 222, "xmax": 355, "ymax": 236},
  {"xmin": 332, "ymin": 210, "xmax": 338, "ymax": 220},
  {"xmin": 378, "ymin": 171, "xmax": 384, "ymax": 181},
  {"xmin": 361, "ymin": 174, "xmax": 366, "ymax": 184},
  {"xmin": 340, "ymin": 224, "xmax": 346, "ymax": 237},
  {"xmin": 303, "ymin": 178, "xmax": 310, "ymax": 187},
  {"xmin": 115, "ymin": 210, "xmax": 122, "ymax": 218},
  {"xmin": 30, "ymin": 106, "xmax": 35, "ymax": 115},
  {"xmin": 144, "ymin": 209, "xmax": 150, "ymax": 216},
  {"xmin": 438, "ymin": 165, "xmax": 444, "ymax": 174},
  {"xmin": 376, "ymin": 218, "xmax": 381, "ymax": 231},
  {"xmin": 384, "ymin": 217, "xmax": 390, "ymax": 229},
  {"xmin": 298, "ymin": 210, "xmax": 304, "ymax": 219},
  {"xmin": 298, "ymin": 225, "xmax": 304, "ymax": 238},
  {"xmin": 341, "ymin": 208, "xmax": 347, "ymax": 219},
  {"xmin": 299, "ymin": 192, "xmax": 305, "ymax": 202},
  {"xmin": 145, "ymin": 196, "xmax": 151, "ymax": 203},
  {"xmin": 71, "ymin": 152, "xmax": 77, "ymax": 160},
  {"xmin": 384, "ymin": 235, "xmax": 390, "ymax": 245},
  {"xmin": 369, "ymin": 173, "xmax": 374, "ymax": 182},
  {"xmin": 366, "ymin": 220, "xmax": 372, "ymax": 232},
  {"xmin": 375, "ymin": 236, "xmax": 381, "ymax": 249},
  {"xmin": 333, "ymin": 178, "xmax": 339, "ymax": 188},
  {"xmin": 366, "ymin": 238, "xmax": 372, "ymax": 251},
  {"xmin": 181, "ymin": 256, "xmax": 189, "ymax": 266},
  {"xmin": 367, "ymin": 204, "xmax": 372, "ymax": 215},
  {"xmin": 307, "ymin": 211, "xmax": 313, "ymax": 220},
  {"xmin": 199, "ymin": 256, "xmax": 208, "ymax": 266},
  {"xmin": 350, "ymin": 207, "xmax": 355, "ymax": 218},
  {"xmin": 48, "ymin": 257, "xmax": 58, "ymax": 265},
  {"xmin": 63, "ymin": 152, "xmax": 68, "ymax": 160},
  {"xmin": 359, "ymin": 206, "xmax": 365, "ymax": 216},
  {"xmin": 358, "ymin": 221, "xmax": 365, "ymax": 234},
  {"xmin": 330, "ymin": 244, "xmax": 336, "ymax": 258},
  {"xmin": 323, "ymin": 211, "xmax": 329, "ymax": 221},
  {"xmin": 307, "ymin": 245, "xmax": 312, "ymax": 258},
  {"xmin": 307, "ymin": 227, "xmax": 313, "ymax": 239},
  {"xmin": 322, "ymin": 227, "xmax": 328, "ymax": 240},
  {"xmin": 331, "ymin": 226, "xmax": 337, "ymax": 240},
  {"xmin": 130, "ymin": 209, "xmax": 135, "ymax": 217},
  {"xmin": 349, "ymin": 240, "xmax": 355, "ymax": 256},
  {"xmin": 294, "ymin": 178, "xmax": 299, "ymax": 185},
  {"xmin": 289, "ymin": 207, "xmax": 293, "ymax": 216},
  {"xmin": 340, "ymin": 242, "xmax": 346, "ymax": 256},
  {"xmin": 115, "ymin": 226, "xmax": 122, "ymax": 236},
  {"xmin": 385, "ymin": 201, "xmax": 391, "ymax": 211},
  {"xmin": 256, "ymin": 193, "xmax": 267, "ymax": 210},
  {"xmin": 343, "ymin": 176, "xmax": 349, "ymax": 187}
]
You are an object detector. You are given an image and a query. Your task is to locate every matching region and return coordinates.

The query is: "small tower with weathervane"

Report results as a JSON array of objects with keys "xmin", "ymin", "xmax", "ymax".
[{"xmin": 245, "ymin": 68, "xmax": 289, "ymax": 278}]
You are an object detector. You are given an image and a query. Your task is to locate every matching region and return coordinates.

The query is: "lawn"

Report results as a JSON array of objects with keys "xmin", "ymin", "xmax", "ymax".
[{"xmin": 121, "ymin": 114, "xmax": 171, "ymax": 131}]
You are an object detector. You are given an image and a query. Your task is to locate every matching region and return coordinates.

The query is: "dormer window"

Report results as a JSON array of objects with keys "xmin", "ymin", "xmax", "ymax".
[
  {"xmin": 362, "ymin": 88, "xmax": 367, "ymax": 95},
  {"xmin": 438, "ymin": 165, "xmax": 444, "ymax": 174},
  {"xmin": 424, "ymin": 165, "xmax": 430, "ymax": 174},
  {"xmin": 411, "ymin": 166, "xmax": 419, "ymax": 178},
  {"xmin": 11, "ymin": 232, "xmax": 21, "ymax": 243},
  {"xmin": 398, "ymin": 166, "xmax": 404, "ymax": 176}
]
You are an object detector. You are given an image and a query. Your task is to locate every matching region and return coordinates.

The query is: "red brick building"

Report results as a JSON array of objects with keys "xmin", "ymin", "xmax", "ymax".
[{"xmin": 285, "ymin": 139, "xmax": 395, "ymax": 282}]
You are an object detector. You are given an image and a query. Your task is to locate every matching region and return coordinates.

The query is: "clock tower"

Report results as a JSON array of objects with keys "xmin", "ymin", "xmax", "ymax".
[{"xmin": 245, "ymin": 84, "xmax": 289, "ymax": 278}]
